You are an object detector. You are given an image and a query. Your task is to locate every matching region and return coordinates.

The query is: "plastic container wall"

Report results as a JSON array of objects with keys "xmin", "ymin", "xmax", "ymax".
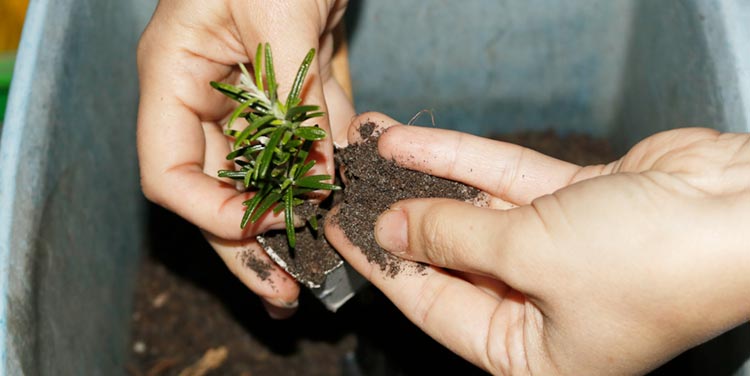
[
  {"xmin": 0, "ymin": 0, "xmax": 155, "ymax": 374},
  {"xmin": 347, "ymin": 0, "xmax": 750, "ymax": 148}
]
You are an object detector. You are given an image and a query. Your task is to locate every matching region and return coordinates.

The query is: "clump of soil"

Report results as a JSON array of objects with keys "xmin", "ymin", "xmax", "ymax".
[
  {"xmin": 259, "ymin": 201, "xmax": 342, "ymax": 287},
  {"xmin": 332, "ymin": 123, "xmax": 481, "ymax": 277}
]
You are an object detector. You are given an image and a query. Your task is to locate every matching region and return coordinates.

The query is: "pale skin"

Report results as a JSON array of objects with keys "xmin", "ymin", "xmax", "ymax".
[
  {"xmin": 137, "ymin": 2, "xmax": 750, "ymax": 372},
  {"xmin": 324, "ymin": 112, "xmax": 750, "ymax": 375},
  {"xmin": 136, "ymin": 0, "xmax": 354, "ymax": 318}
]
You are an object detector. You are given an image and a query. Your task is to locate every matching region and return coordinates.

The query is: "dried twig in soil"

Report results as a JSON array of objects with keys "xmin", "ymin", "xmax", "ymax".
[{"xmin": 178, "ymin": 347, "xmax": 228, "ymax": 376}]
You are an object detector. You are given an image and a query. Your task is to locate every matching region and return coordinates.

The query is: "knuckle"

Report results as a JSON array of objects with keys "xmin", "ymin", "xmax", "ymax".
[
  {"xmin": 410, "ymin": 273, "xmax": 448, "ymax": 327},
  {"xmin": 416, "ymin": 204, "xmax": 457, "ymax": 267}
]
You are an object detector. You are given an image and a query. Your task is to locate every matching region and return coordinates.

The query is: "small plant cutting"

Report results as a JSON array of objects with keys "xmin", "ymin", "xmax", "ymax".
[
  {"xmin": 211, "ymin": 43, "xmax": 339, "ymax": 249},
  {"xmin": 209, "ymin": 44, "xmax": 477, "ymax": 310}
]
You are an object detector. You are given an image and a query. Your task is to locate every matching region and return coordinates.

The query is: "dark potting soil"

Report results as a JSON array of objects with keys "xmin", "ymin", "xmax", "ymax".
[
  {"xmin": 332, "ymin": 123, "xmax": 481, "ymax": 277},
  {"xmin": 128, "ymin": 129, "xmax": 619, "ymax": 376},
  {"xmin": 260, "ymin": 201, "xmax": 342, "ymax": 287},
  {"xmin": 127, "ymin": 204, "xmax": 357, "ymax": 376}
]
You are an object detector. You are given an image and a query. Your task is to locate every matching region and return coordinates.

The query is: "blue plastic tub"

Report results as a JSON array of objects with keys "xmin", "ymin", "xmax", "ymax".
[
  {"xmin": 1, "ymin": 0, "xmax": 749, "ymax": 374},
  {"xmin": 0, "ymin": 0, "xmax": 155, "ymax": 374}
]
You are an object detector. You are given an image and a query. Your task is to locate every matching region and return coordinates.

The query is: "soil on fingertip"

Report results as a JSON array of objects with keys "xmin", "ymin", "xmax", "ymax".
[
  {"xmin": 332, "ymin": 123, "xmax": 482, "ymax": 277},
  {"xmin": 239, "ymin": 248, "xmax": 274, "ymax": 282}
]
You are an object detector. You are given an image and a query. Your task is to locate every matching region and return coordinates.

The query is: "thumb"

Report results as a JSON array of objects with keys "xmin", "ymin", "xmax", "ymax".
[
  {"xmin": 374, "ymin": 198, "xmax": 553, "ymax": 290},
  {"xmin": 231, "ymin": 1, "xmax": 335, "ymax": 178}
]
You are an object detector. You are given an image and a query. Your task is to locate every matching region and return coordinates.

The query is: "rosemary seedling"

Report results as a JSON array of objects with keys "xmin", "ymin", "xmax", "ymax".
[{"xmin": 211, "ymin": 43, "xmax": 339, "ymax": 248}]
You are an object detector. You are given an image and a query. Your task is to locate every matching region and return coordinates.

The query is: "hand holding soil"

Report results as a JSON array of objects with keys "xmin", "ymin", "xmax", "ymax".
[{"xmin": 325, "ymin": 112, "xmax": 750, "ymax": 375}]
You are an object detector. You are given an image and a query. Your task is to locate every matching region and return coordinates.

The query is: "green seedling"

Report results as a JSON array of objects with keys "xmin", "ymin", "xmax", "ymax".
[{"xmin": 211, "ymin": 43, "xmax": 339, "ymax": 248}]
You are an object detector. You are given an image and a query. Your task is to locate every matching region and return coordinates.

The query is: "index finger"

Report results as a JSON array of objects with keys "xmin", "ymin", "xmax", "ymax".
[{"xmin": 364, "ymin": 113, "xmax": 583, "ymax": 205}]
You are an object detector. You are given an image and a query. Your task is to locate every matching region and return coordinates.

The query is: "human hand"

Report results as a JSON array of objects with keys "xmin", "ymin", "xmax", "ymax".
[
  {"xmin": 137, "ymin": 0, "xmax": 354, "ymax": 318},
  {"xmin": 326, "ymin": 112, "xmax": 750, "ymax": 374}
]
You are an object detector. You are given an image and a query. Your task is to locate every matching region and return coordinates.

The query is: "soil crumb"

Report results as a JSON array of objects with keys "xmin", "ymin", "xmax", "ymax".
[{"xmin": 333, "ymin": 123, "xmax": 480, "ymax": 277}]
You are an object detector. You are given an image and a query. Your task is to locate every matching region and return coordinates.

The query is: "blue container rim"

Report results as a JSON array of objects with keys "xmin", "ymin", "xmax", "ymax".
[{"xmin": 0, "ymin": 0, "xmax": 49, "ymax": 368}]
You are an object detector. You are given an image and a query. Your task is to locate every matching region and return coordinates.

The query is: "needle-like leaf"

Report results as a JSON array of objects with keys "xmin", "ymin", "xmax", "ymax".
[
  {"xmin": 308, "ymin": 214, "xmax": 319, "ymax": 232},
  {"xmin": 247, "ymin": 127, "xmax": 275, "ymax": 143},
  {"xmin": 255, "ymin": 125, "xmax": 287, "ymax": 180},
  {"xmin": 217, "ymin": 170, "xmax": 246, "ymax": 179},
  {"xmin": 293, "ymin": 160, "xmax": 316, "ymax": 180},
  {"xmin": 294, "ymin": 126, "xmax": 327, "ymax": 141},
  {"xmin": 241, "ymin": 187, "xmax": 268, "ymax": 228},
  {"xmin": 286, "ymin": 48, "xmax": 316, "ymax": 110},
  {"xmin": 250, "ymin": 191, "xmax": 282, "ymax": 223},
  {"xmin": 254, "ymin": 44, "xmax": 264, "ymax": 93},
  {"xmin": 265, "ymin": 43, "xmax": 277, "ymax": 102},
  {"xmin": 225, "ymin": 144, "xmax": 263, "ymax": 160},
  {"xmin": 296, "ymin": 175, "xmax": 339, "ymax": 191},
  {"xmin": 210, "ymin": 81, "xmax": 250, "ymax": 101},
  {"xmin": 235, "ymin": 114, "xmax": 275, "ymax": 148},
  {"xmin": 284, "ymin": 188, "xmax": 296, "ymax": 248},
  {"xmin": 286, "ymin": 105, "xmax": 320, "ymax": 121},
  {"xmin": 227, "ymin": 98, "xmax": 255, "ymax": 131}
]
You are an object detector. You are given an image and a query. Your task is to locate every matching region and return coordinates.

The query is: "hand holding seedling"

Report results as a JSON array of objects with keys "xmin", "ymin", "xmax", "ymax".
[
  {"xmin": 136, "ymin": 0, "xmax": 354, "ymax": 318},
  {"xmin": 326, "ymin": 112, "xmax": 750, "ymax": 375}
]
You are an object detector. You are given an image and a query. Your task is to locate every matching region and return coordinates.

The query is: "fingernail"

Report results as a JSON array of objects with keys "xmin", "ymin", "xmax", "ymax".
[
  {"xmin": 262, "ymin": 298, "xmax": 299, "ymax": 320},
  {"xmin": 374, "ymin": 208, "xmax": 408, "ymax": 254}
]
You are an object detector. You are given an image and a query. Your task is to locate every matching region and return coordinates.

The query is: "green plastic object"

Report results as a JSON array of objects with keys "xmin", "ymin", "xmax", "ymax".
[{"xmin": 0, "ymin": 52, "xmax": 14, "ymax": 123}]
